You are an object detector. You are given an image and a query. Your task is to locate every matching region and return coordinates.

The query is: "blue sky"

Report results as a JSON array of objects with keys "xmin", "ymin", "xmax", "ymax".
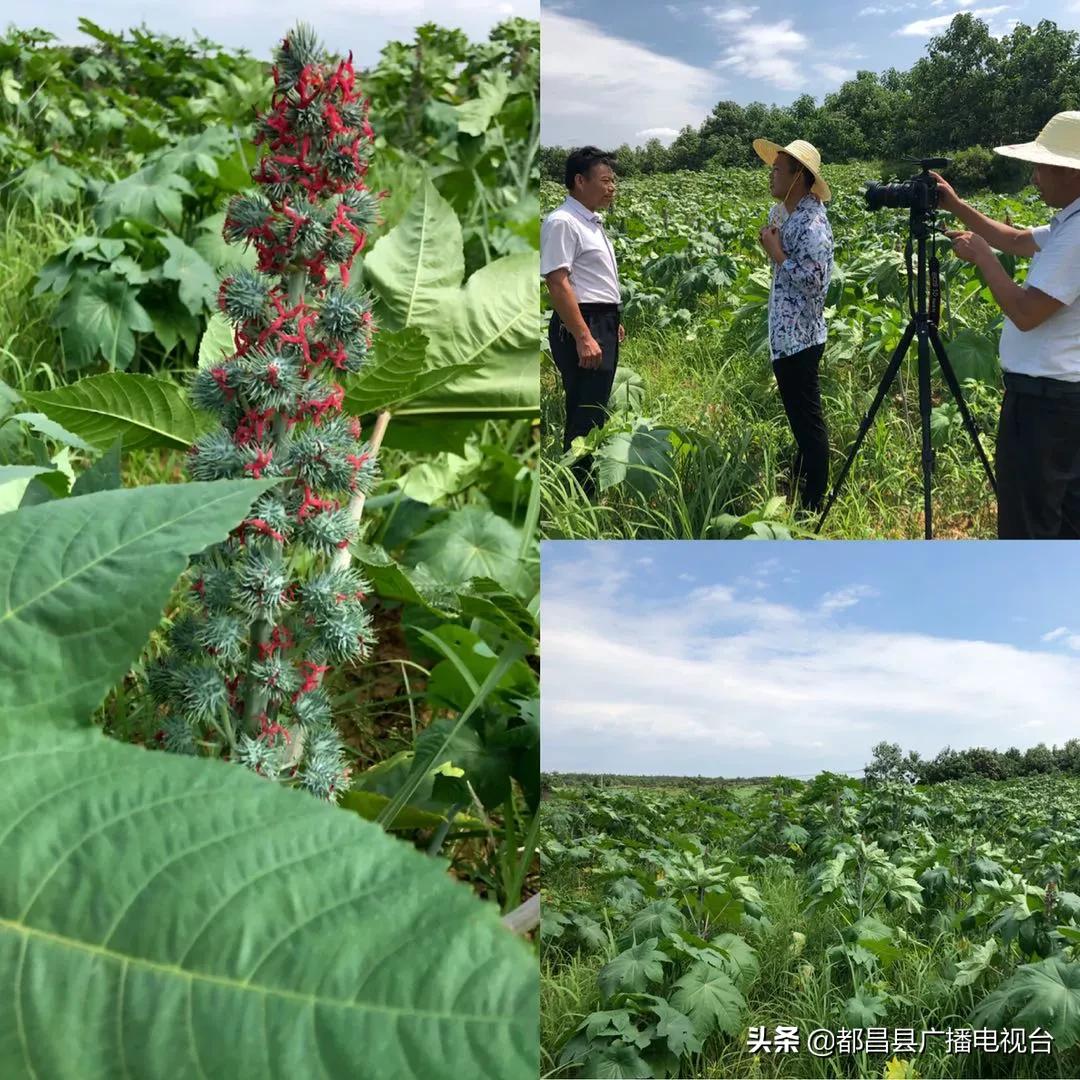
[
  {"xmin": 542, "ymin": 541, "xmax": 1080, "ymax": 778},
  {"xmin": 14, "ymin": 0, "xmax": 537, "ymax": 65},
  {"xmin": 542, "ymin": 0, "xmax": 1080, "ymax": 147}
]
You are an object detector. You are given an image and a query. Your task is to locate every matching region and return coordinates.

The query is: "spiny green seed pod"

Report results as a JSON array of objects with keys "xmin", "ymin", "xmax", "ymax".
[
  {"xmin": 233, "ymin": 553, "xmax": 289, "ymax": 617},
  {"xmin": 295, "ymin": 505, "xmax": 356, "ymax": 557},
  {"xmin": 309, "ymin": 602, "xmax": 372, "ymax": 665},
  {"xmin": 175, "ymin": 664, "xmax": 229, "ymax": 725},
  {"xmin": 162, "ymin": 715, "xmax": 198, "ymax": 755},
  {"xmin": 190, "ymin": 428, "xmax": 243, "ymax": 481},
  {"xmin": 223, "ymin": 192, "xmax": 272, "ymax": 243},
  {"xmin": 318, "ymin": 286, "xmax": 369, "ymax": 340},
  {"xmin": 236, "ymin": 351, "xmax": 302, "ymax": 411},
  {"xmin": 293, "ymin": 688, "xmax": 333, "ymax": 727},
  {"xmin": 198, "ymin": 614, "xmax": 247, "ymax": 667},
  {"xmin": 220, "ymin": 269, "xmax": 271, "ymax": 325},
  {"xmin": 251, "ymin": 654, "xmax": 301, "ymax": 705}
]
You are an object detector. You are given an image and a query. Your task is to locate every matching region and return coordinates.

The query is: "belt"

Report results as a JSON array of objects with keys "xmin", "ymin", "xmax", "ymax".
[
  {"xmin": 1003, "ymin": 372, "xmax": 1080, "ymax": 399},
  {"xmin": 574, "ymin": 302, "xmax": 621, "ymax": 315}
]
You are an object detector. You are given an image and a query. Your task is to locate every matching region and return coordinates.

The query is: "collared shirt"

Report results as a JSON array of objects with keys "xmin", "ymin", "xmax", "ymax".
[
  {"xmin": 767, "ymin": 194, "xmax": 834, "ymax": 361},
  {"xmin": 1000, "ymin": 194, "xmax": 1080, "ymax": 382},
  {"xmin": 540, "ymin": 195, "xmax": 621, "ymax": 304}
]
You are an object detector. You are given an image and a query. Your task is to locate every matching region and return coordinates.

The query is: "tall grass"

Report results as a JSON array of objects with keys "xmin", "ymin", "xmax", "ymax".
[
  {"xmin": 541, "ymin": 322, "xmax": 1001, "ymax": 541},
  {"xmin": 0, "ymin": 199, "xmax": 90, "ymax": 393}
]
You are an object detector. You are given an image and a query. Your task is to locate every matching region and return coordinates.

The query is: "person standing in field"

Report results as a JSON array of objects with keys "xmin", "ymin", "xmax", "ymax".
[
  {"xmin": 936, "ymin": 111, "xmax": 1080, "ymax": 540},
  {"xmin": 541, "ymin": 146, "xmax": 625, "ymax": 499},
  {"xmin": 753, "ymin": 138, "xmax": 834, "ymax": 513}
]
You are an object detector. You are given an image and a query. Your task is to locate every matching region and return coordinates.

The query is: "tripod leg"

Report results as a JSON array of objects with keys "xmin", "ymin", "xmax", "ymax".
[
  {"xmin": 928, "ymin": 325, "xmax": 998, "ymax": 494},
  {"xmin": 815, "ymin": 320, "xmax": 916, "ymax": 534},
  {"xmin": 917, "ymin": 324, "xmax": 934, "ymax": 540}
]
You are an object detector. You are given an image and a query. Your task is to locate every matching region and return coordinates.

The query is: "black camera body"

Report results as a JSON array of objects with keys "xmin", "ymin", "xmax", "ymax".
[{"xmin": 865, "ymin": 157, "xmax": 951, "ymax": 213}]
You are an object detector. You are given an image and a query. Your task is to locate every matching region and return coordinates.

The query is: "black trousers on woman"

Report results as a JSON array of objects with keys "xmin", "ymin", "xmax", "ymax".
[
  {"xmin": 772, "ymin": 342, "xmax": 829, "ymax": 512},
  {"xmin": 549, "ymin": 303, "xmax": 620, "ymax": 498}
]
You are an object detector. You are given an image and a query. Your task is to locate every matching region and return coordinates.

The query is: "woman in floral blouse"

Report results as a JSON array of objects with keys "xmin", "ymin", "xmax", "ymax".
[{"xmin": 752, "ymin": 138, "xmax": 835, "ymax": 513}]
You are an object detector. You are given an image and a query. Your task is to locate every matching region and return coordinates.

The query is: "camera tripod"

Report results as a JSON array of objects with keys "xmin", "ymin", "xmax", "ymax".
[{"xmin": 815, "ymin": 206, "xmax": 997, "ymax": 539}]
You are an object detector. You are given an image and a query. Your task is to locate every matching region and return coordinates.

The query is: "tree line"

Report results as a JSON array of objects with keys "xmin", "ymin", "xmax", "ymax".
[
  {"xmin": 865, "ymin": 738, "xmax": 1080, "ymax": 786},
  {"xmin": 540, "ymin": 15, "xmax": 1080, "ymax": 188}
]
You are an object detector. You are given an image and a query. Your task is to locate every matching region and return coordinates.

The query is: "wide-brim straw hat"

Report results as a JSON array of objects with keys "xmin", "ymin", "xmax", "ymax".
[
  {"xmin": 753, "ymin": 137, "xmax": 831, "ymax": 202},
  {"xmin": 995, "ymin": 111, "xmax": 1080, "ymax": 170}
]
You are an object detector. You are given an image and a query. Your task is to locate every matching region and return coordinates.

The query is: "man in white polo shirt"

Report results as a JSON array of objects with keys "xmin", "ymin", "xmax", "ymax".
[
  {"xmin": 936, "ymin": 110, "xmax": 1080, "ymax": 539},
  {"xmin": 540, "ymin": 146, "xmax": 624, "ymax": 498}
]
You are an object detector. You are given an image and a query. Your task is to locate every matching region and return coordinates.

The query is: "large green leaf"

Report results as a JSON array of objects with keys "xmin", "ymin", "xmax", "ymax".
[
  {"xmin": 15, "ymin": 155, "xmax": 83, "ymax": 208},
  {"xmin": 971, "ymin": 955, "xmax": 1080, "ymax": 1048},
  {"xmin": 159, "ymin": 234, "xmax": 218, "ymax": 317},
  {"xmin": 198, "ymin": 311, "xmax": 236, "ymax": 369},
  {"xmin": 404, "ymin": 507, "xmax": 535, "ymax": 599},
  {"xmin": 0, "ymin": 479, "xmax": 277, "ymax": 733},
  {"xmin": 352, "ymin": 544, "xmax": 536, "ymax": 647},
  {"xmin": 21, "ymin": 374, "xmax": 202, "ymax": 451},
  {"xmin": 4, "ymin": 413, "xmax": 94, "ymax": 452},
  {"xmin": 364, "ymin": 180, "xmax": 539, "ymax": 420},
  {"xmin": 453, "ymin": 71, "xmax": 510, "ymax": 137},
  {"xmin": 193, "ymin": 212, "xmax": 259, "ymax": 273},
  {"xmin": 597, "ymin": 939, "xmax": 668, "ymax": 999},
  {"xmin": 93, "ymin": 160, "xmax": 192, "ymax": 230},
  {"xmin": 594, "ymin": 423, "xmax": 678, "ymax": 496},
  {"xmin": 342, "ymin": 327, "xmax": 478, "ymax": 416},
  {"xmin": 842, "ymin": 988, "xmax": 889, "ymax": 1027},
  {"xmin": 0, "ymin": 467, "xmax": 54, "ymax": 515},
  {"xmin": 941, "ymin": 328, "xmax": 999, "ymax": 386},
  {"xmin": 53, "ymin": 277, "xmax": 155, "ymax": 371},
  {"xmin": 0, "ymin": 726, "xmax": 538, "ymax": 1079},
  {"xmin": 670, "ymin": 961, "xmax": 745, "ymax": 1038}
]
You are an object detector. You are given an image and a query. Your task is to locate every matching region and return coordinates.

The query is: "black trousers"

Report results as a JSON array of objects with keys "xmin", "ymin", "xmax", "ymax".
[
  {"xmin": 773, "ymin": 343, "xmax": 829, "ymax": 512},
  {"xmin": 549, "ymin": 304, "xmax": 620, "ymax": 497},
  {"xmin": 996, "ymin": 374, "xmax": 1080, "ymax": 539}
]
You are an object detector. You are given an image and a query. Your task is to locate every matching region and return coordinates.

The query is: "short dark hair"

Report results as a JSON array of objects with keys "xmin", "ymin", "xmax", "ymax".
[{"xmin": 564, "ymin": 146, "xmax": 616, "ymax": 190}]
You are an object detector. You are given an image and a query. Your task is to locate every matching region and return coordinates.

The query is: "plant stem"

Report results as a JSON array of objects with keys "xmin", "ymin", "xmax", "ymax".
[{"xmin": 331, "ymin": 408, "xmax": 391, "ymax": 572}]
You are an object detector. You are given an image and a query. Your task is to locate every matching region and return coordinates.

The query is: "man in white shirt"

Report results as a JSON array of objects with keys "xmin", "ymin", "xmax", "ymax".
[
  {"xmin": 540, "ymin": 146, "xmax": 624, "ymax": 498},
  {"xmin": 938, "ymin": 111, "xmax": 1080, "ymax": 539}
]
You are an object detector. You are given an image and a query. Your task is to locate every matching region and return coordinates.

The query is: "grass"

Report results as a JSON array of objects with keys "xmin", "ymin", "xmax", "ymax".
[
  {"xmin": 0, "ymin": 199, "xmax": 91, "ymax": 393},
  {"xmin": 541, "ymin": 307, "xmax": 1002, "ymax": 542}
]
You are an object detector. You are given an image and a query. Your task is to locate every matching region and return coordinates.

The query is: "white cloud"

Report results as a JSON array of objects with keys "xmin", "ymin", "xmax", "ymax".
[
  {"xmin": 635, "ymin": 127, "xmax": 681, "ymax": 144},
  {"xmin": 859, "ymin": 3, "xmax": 917, "ymax": 13},
  {"xmin": 816, "ymin": 62, "xmax": 856, "ymax": 84},
  {"xmin": 819, "ymin": 584, "xmax": 878, "ymax": 614},
  {"xmin": 896, "ymin": 6, "xmax": 1008, "ymax": 37},
  {"xmin": 541, "ymin": 11, "xmax": 723, "ymax": 147},
  {"xmin": 543, "ymin": 562, "xmax": 1080, "ymax": 777},
  {"xmin": 1042, "ymin": 626, "xmax": 1080, "ymax": 651},
  {"xmin": 707, "ymin": 4, "xmax": 759, "ymax": 22},
  {"xmin": 714, "ymin": 17, "xmax": 810, "ymax": 90}
]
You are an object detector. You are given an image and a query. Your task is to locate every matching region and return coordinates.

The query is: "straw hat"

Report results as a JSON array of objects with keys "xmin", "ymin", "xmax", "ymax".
[
  {"xmin": 753, "ymin": 137, "xmax": 831, "ymax": 202},
  {"xmin": 995, "ymin": 111, "xmax": 1080, "ymax": 170}
]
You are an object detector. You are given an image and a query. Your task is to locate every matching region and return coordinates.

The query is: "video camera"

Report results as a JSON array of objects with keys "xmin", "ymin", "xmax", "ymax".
[{"xmin": 864, "ymin": 157, "xmax": 951, "ymax": 213}]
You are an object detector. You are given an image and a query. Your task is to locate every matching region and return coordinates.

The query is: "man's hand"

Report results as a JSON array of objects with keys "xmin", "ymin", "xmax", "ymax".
[
  {"xmin": 618, "ymin": 323, "xmax": 626, "ymax": 344},
  {"xmin": 759, "ymin": 225, "xmax": 785, "ymax": 264},
  {"xmin": 928, "ymin": 171, "xmax": 960, "ymax": 213},
  {"xmin": 945, "ymin": 229, "xmax": 994, "ymax": 268},
  {"xmin": 576, "ymin": 332, "xmax": 603, "ymax": 369}
]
